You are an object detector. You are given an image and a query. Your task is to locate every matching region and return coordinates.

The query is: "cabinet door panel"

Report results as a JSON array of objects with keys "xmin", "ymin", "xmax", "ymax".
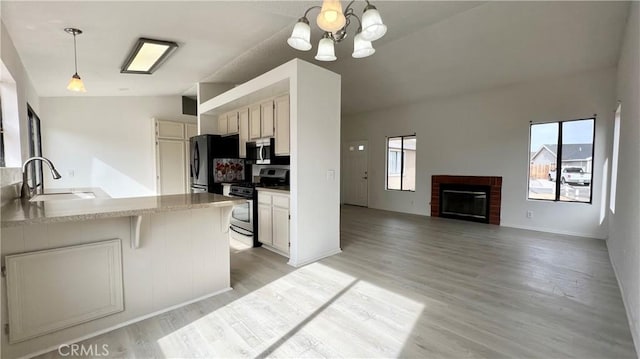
[
  {"xmin": 272, "ymin": 194, "xmax": 289, "ymax": 209},
  {"xmin": 228, "ymin": 111, "xmax": 239, "ymax": 134},
  {"xmin": 157, "ymin": 120, "xmax": 185, "ymax": 139},
  {"xmin": 157, "ymin": 139, "xmax": 187, "ymax": 195},
  {"xmin": 185, "ymin": 123, "xmax": 198, "ymax": 139},
  {"xmin": 249, "ymin": 105, "xmax": 261, "ymax": 140},
  {"xmin": 272, "ymin": 207, "xmax": 289, "ymax": 253},
  {"xmin": 218, "ymin": 115, "xmax": 228, "ymax": 135},
  {"xmin": 258, "ymin": 192, "xmax": 272, "ymax": 205},
  {"xmin": 5, "ymin": 240, "xmax": 124, "ymax": 343},
  {"xmin": 258, "ymin": 204, "xmax": 272, "ymax": 245},
  {"xmin": 261, "ymin": 100, "xmax": 274, "ymax": 138},
  {"xmin": 238, "ymin": 108, "xmax": 249, "ymax": 158},
  {"xmin": 274, "ymin": 95, "xmax": 290, "ymax": 155}
]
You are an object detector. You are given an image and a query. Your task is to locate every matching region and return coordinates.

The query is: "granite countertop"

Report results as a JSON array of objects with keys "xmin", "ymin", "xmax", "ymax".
[
  {"xmin": 255, "ymin": 186, "xmax": 290, "ymax": 194},
  {"xmin": 1, "ymin": 191, "xmax": 244, "ymax": 227}
]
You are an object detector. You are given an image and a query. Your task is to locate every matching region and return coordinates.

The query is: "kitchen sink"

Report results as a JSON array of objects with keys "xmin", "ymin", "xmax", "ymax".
[{"xmin": 29, "ymin": 192, "xmax": 97, "ymax": 202}]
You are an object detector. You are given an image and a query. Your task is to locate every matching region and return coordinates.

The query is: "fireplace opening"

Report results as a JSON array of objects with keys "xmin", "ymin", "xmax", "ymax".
[{"xmin": 439, "ymin": 184, "xmax": 491, "ymax": 223}]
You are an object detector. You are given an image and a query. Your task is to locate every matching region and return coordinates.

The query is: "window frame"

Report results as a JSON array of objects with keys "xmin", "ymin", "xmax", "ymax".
[
  {"xmin": 27, "ymin": 105, "xmax": 43, "ymax": 190},
  {"xmin": 0, "ymin": 97, "xmax": 5, "ymax": 167},
  {"xmin": 385, "ymin": 134, "xmax": 416, "ymax": 192},
  {"xmin": 527, "ymin": 117, "xmax": 596, "ymax": 204},
  {"xmin": 610, "ymin": 103, "xmax": 621, "ymax": 213}
]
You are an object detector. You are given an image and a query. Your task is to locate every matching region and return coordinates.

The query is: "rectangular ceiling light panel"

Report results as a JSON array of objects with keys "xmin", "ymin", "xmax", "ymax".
[{"xmin": 121, "ymin": 38, "xmax": 178, "ymax": 74}]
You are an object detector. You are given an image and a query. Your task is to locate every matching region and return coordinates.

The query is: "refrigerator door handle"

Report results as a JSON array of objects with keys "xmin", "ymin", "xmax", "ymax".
[{"xmin": 194, "ymin": 141, "xmax": 200, "ymax": 179}]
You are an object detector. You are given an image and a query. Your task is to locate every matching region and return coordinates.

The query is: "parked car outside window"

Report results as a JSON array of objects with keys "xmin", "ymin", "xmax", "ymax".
[{"xmin": 548, "ymin": 167, "xmax": 591, "ymax": 185}]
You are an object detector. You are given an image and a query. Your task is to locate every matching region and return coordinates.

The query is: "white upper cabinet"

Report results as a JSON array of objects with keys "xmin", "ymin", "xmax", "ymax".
[
  {"xmin": 186, "ymin": 123, "xmax": 198, "ymax": 140},
  {"xmin": 261, "ymin": 100, "xmax": 275, "ymax": 138},
  {"xmin": 218, "ymin": 114, "xmax": 228, "ymax": 135},
  {"xmin": 228, "ymin": 111, "xmax": 239, "ymax": 134},
  {"xmin": 274, "ymin": 95, "xmax": 290, "ymax": 156},
  {"xmin": 249, "ymin": 105, "xmax": 262, "ymax": 140},
  {"xmin": 157, "ymin": 120, "xmax": 185, "ymax": 139},
  {"xmin": 238, "ymin": 107, "xmax": 249, "ymax": 158}
]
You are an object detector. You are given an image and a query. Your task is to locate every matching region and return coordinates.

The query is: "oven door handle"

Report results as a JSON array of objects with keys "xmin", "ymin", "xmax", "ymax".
[{"xmin": 230, "ymin": 225, "xmax": 253, "ymax": 237}]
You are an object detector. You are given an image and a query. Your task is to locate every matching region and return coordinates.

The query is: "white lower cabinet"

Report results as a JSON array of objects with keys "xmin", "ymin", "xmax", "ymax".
[
  {"xmin": 272, "ymin": 206, "xmax": 289, "ymax": 253},
  {"xmin": 258, "ymin": 203, "xmax": 273, "ymax": 246},
  {"xmin": 5, "ymin": 239, "xmax": 124, "ymax": 343},
  {"xmin": 257, "ymin": 191, "xmax": 289, "ymax": 256}
]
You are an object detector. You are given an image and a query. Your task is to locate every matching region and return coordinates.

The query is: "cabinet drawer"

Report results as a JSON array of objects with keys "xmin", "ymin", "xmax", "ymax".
[
  {"xmin": 258, "ymin": 192, "xmax": 272, "ymax": 204},
  {"xmin": 272, "ymin": 195, "xmax": 289, "ymax": 209}
]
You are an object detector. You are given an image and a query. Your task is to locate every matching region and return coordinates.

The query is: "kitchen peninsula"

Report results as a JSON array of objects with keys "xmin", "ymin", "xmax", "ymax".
[{"xmin": 1, "ymin": 192, "xmax": 243, "ymax": 358}]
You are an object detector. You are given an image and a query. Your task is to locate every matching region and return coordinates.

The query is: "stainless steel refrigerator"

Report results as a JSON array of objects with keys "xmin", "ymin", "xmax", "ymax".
[{"xmin": 190, "ymin": 134, "xmax": 241, "ymax": 194}]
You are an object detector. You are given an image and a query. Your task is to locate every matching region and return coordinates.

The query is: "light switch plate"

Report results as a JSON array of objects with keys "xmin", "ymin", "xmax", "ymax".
[{"xmin": 326, "ymin": 170, "xmax": 335, "ymax": 181}]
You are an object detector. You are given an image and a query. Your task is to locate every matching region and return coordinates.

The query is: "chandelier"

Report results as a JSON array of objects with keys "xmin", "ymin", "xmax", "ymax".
[{"xmin": 287, "ymin": 0, "xmax": 387, "ymax": 61}]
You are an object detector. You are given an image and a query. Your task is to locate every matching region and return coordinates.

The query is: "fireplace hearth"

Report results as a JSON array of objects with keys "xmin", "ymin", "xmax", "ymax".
[{"xmin": 431, "ymin": 175, "xmax": 502, "ymax": 225}]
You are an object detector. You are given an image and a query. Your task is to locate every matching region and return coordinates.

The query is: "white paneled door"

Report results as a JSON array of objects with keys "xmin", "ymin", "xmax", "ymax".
[{"xmin": 344, "ymin": 141, "xmax": 368, "ymax": 207}]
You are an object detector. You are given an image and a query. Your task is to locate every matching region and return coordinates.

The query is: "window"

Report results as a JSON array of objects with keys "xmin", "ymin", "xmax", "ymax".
[
  {"xmin": 27, "ymin": 105, "xmax": 43, "ymax": 189},
  {"xmin": 528, "ymin": 118, "xmax": 595, "ymax": 203},
  {"xmin": 610, "ymin": 103, "xmax": 621, "ymax": 212},
  {"xmin": 388, "ymin": 150, "xmax": 401, "ymax": 174},
  {"xmin": 386, "ymin": 135, "xmax": 416, "ymax": 191},
  {"xmin": 0, "ymin": 97, "xmax": 5, "ymax": 167}
]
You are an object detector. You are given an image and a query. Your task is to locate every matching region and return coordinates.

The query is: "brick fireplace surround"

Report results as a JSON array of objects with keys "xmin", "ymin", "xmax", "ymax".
[{"xmin": 431, "ymin": 175, "xmax": 503, "ymax": 225}]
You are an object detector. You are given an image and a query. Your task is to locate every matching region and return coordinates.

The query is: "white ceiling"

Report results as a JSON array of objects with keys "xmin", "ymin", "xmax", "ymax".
[{"xmin": 1, "ymin": 1, "xmax": 630, "ymax": 115}]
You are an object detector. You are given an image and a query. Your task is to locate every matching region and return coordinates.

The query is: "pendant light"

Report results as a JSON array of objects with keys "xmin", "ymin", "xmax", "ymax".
[
  {"xmin": 316, "ymin": 0, "xmax": 346, "ymax": 33},
  {"xmin": 315, "ymin": 32, "xmax": 337, "ymax": 61},
  {"xmin": 287, "ymin": 17, "xmax": 312, "ymax": 51},
  {"xmin": 287, "ymin": 0, "xmax": 386, "ymax": 61},
  {"xmin": 352, "ymin": 31, "xmax": 375, "ymax": 58},
  {"xmin": 360, "ymin": 4, "xmax": 387, "ymax": 41},
  {"xmin": 65, "ymin": 28, "xmax": 86, "ymax": 93}
]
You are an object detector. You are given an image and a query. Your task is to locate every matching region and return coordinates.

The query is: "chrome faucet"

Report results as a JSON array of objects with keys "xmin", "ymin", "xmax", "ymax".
[{"xmin": 21, "ymin": 156, "xmax": 62, "ymax": 199}]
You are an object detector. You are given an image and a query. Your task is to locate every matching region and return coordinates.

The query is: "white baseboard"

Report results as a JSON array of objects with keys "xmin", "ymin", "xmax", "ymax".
[
  {"xmin": 20, "ymin": 287, "xmax": 233, "ymax": 359},
  {"xmin": 288, "ymin": 247, "xmax": 342, "ymax": 267},
  {"xmin": 607, "ymin": 246, "xmax": 640, "ymax": 358},
  {"xmin": 261, "ymin": 243, "xmax": 290, "ymax": 258},
  {"xmin": 500, "ymin": 222, "xmax": 606, "ymax": 240}
]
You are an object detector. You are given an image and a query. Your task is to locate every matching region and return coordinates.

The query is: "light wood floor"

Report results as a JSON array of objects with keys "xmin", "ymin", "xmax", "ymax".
[{"xmin": 38, "ymin": 206, "xmax": 636, "ymax": 358}]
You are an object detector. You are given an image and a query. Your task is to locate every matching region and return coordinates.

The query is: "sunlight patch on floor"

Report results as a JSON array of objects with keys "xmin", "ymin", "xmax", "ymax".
[
  {"xmin": 156, "ymin": 262, "xmax": 423, "ymax": 357},
  {"xmin": 229, "ymin": 237, "xmax": 252, "ymax": 252}
]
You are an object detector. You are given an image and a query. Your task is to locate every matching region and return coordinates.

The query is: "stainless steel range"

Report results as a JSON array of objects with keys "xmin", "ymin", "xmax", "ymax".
[
  {"xmin": 228, "ymin": 183, "xmax": 256, "ymax": 247},
  {"xmin": 228, "ymin": 167, "xmax": 289, "ymax": 247}
]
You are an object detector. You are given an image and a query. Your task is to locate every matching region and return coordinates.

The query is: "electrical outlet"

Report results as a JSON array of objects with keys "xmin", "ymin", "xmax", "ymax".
[
  {"xmin": 67, "ymin": 169, "xmax": 75, "ymax": 178},
  {"xmin": 526, "ymin": 211, "xmax": 533, "ymax": 219}
]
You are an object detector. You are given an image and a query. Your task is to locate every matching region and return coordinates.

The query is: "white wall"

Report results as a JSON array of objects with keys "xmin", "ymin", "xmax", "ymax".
[
  {"xmin": 290, "ymin": 60, "xmax": 342, "ymax": 266},
  {"xmin": 609, "ymin": 2, "xmax": 640, "ymax": 354},
  {"xmin": 1, "ymin": 21, "xmax": 40, "ymax": 166},
  {"xmin": 343, "ymin": 68, "xmax": 616, "ymax": 239},
  {"xmin": 40, "ymin": 96, "xmax": 195, "ymax": 198}
]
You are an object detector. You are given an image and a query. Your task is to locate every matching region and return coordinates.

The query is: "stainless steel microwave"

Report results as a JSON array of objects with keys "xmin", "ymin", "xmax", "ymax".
[
  {"xmin": 246, "ymin": 138, "xmax": 290, "ymax": 165},
  {"xmin": 247, "ymin": 138, "xmax": 271, "ymax": 164}
]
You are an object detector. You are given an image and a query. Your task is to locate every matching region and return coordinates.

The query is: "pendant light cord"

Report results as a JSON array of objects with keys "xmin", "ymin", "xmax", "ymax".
[{"xmin": 73, "ymin": 32, "xmax": 78, "ymax": 74}]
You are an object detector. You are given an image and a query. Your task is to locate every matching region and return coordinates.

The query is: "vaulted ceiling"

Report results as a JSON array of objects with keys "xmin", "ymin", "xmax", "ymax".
[{"xmin": 1, "ymin": 1, "xmax": 630, "ymax": 115}]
